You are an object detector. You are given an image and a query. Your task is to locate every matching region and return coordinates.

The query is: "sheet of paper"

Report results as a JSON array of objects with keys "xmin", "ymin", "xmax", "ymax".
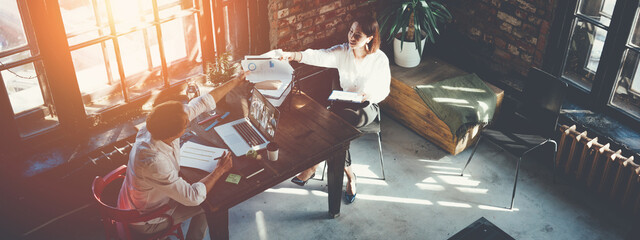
[
  {"xmin": 179, "ymin": 141, "xmax": 226, "ymax": 172},
  {"xmin": 241, "ymin": 59, "xmax": 293, "ymax": 82},
  {"xmin": 328, "ymin": 90, "xmax": 364, "ymax": 103}
]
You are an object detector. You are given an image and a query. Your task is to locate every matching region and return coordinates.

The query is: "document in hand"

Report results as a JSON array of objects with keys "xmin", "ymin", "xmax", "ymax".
[
  {"xmin": 241, "ymin": 50, "xmax": 294, "ymax": 107},
  {"xmin": 328, "ymin": 90, "xmax": 364, "ymax": 103},
  {"xmin": 179, "ymin": 141, "xmax": 226, "ymax": 172}
]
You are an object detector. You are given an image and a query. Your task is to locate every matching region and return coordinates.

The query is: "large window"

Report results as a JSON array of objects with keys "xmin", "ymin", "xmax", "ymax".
[
  {"xmin": 0, "ymin": 0, "xmax": 59, "ymax": 137},
  {"xmin": 0, "ymin": 0, "xmax": 267, "ymax": 147},
  {"xmin": 548, "ymin": 0, "xmax": 640, "ymax": 125},
  {"xmin": 58, "ymin": 0, "xmax": 203, "ymax": 114}
]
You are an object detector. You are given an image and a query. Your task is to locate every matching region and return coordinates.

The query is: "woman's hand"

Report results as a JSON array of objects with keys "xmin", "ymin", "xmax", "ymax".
[{"xmin": 279, "ymin": 51, "xmax": 301, "ymax": 62}]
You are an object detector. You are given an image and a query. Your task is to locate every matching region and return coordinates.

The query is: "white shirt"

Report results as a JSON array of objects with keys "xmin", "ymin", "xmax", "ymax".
[
  {"xmin": 117, "ymin": 94, "xmax": 217, "ymax": 222},
  {"xmin": 300, "ymin": 43, "xmax": 391, "ymax": 103}
]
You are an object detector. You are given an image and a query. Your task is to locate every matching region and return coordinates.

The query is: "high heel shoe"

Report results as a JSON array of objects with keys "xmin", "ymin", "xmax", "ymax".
[
  {"xmin": 291, "ymin": 173, "xmax": 315, "ymax": 186},
  {"xmin": 345, "ymin": 174, "xmax": 357, "ymax": 203}
]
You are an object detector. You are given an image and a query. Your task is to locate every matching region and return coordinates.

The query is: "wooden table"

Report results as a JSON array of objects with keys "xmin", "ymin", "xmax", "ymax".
[{"xmin": 181, "ymin": 90, "xmax": 362, "ymax": 239}]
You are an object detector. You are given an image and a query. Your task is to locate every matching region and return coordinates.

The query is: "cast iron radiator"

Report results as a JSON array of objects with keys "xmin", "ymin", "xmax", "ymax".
[{"xmin": 556, "ymin": 125, "xmax": 639, "ymax": 218}]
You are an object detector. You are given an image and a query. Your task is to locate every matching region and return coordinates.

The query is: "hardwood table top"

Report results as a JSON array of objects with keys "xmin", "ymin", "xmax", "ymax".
[{"xmin": 181, "ymin": 88, "xmax": 362, "ymax": 212}]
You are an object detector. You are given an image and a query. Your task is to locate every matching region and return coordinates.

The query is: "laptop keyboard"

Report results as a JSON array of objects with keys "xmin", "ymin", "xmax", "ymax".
[{"xmin": 232, "ymin": 121, "xmax": 266, "ymax": 147}]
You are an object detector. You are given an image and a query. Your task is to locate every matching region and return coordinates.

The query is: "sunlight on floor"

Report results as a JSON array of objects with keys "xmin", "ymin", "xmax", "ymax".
[
  {"xmin": 455, "ymin": 187, "xmax": 489, "ymax": 194},
  {"xmin": 255, "ymin": 210, "xmax": 267, "ymax": 240},
  {"xmin": 415, "ymin": 183, "xmax": 446, "ymax": 191},
  {"xmin": 426, "ymin": 165, "xmax": 462, "ymax": 171},
  {"xmin": 356, "ymin": 194, "xmax": 433, "ymax": 205},
  {"xmin": 437, "ymin": 201, "xmax": 472, "ymax": 208},
  {"xmin": 437, "ymin": 175, "xmax": 481, "ymax": 187},
  {"xmin": 478, "ymin": 205, "xmax": 518, "ymax": 212},
  {"xmin": 264, "ymin": 188, "xmax": 310, "ymax": 195}
]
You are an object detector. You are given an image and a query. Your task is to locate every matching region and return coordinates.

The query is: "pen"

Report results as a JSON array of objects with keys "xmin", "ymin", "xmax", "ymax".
[
  {"xmin": 198, "ymin": 113, "xmax": 222, "ymax": 125},
  {"xmin": 245, "ymin": 168, "xmax": 264, "ymax": 179},
  {"xmin": 204, "ymin": 112, "xmax": 229, "ymax": 131}
]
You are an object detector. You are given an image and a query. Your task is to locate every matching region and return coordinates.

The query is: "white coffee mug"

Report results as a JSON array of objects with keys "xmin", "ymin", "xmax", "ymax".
[{"xmin": 267, "ymin": 142, "xmax": 279, "ymax": 161}]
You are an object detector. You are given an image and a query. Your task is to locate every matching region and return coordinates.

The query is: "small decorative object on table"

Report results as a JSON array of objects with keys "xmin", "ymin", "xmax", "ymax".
[{"xmin": 206, "ymin": 51, "xmax": 237, "ymax": 86}]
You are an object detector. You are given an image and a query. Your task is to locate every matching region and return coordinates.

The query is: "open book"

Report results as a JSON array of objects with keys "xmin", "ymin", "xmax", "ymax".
[
  {"xmin": 179, "ymin": 141, "xmax": 226, "ymax": 172},
  {"xmin": 328, "ymin": 90, "xmax": 364, "ymax": 103}
]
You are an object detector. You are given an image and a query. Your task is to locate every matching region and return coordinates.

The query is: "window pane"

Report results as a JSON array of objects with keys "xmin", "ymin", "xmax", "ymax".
[
  {"xmin": 630, "ymin": 8, "xmax": 640, "ymax": 47},
  {"xmin": 0, "ymin": 50, "xmax": 32, "ymax": 65},
  {"xmin": 0, "ymin": 0, "xmax": 28, "ymax": 51},
  {"xmin": 578, "ymin": 0, "xmax": 616, "ymax": 27},
  {"xmin": 1, "ymin": 61, "xmax": 59, "ymax": 137},
  {"xmin": 59, "ymin": 0, "xmax": 105, "ymax": 46},
  {"xmin": 110, "ymin": 0, "xmax": 153, "ymax": 32},
  {"xmin": 118, "ymin": 29, "xmax": 164, "ymax": 99},
  {"xmin": 71, "ymin": 42, "xmax": 125, "ymax": 114},
  {"xmin": 610, "ymin": 49, "xmax": 640, "ymax": 119},
  {"xmin": 563, "ymin": 20, "xmax": 607, "ymax": 91},
  {"xmin": 2, "ymin": 62, "xmax": 44, "ymax": 114},
  {"xmin": 164, "ymin": 15, "xmax": 203, "ymax": 84}
]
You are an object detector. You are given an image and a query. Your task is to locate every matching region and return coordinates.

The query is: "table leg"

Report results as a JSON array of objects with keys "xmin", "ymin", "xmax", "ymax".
[
  {"xmin": 327, "ymin": 146, "xmax": 346, "ymax": 218},
  {"xmin": 206, "ymin": 208, "xmax": 229, "ymax": 240}
]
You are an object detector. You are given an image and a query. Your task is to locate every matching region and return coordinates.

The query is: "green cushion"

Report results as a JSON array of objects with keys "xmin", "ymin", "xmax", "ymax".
[{"xmin": 414, "ymin": 73, "xmax": 497, "ymax": 139}]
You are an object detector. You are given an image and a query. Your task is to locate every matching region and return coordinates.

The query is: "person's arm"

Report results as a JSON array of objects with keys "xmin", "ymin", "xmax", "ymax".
[
  {"xmin": 280, "ymin": 44, "xmax": 346, "ymax": 69},
  {"xmin": 198, "ymin": 151, "xmax": 233, "ymax": 192},
  {"xmin": 361, "ymin": 55, "xmax": 391, "ymax": 104},
  {"xmin": 280, "ymin": 51, "xmax": 303, "ymax": 62},
  {"xmin": 208, "ymin": 71, "xmax": 247, "ymax": 102},
  {"xmin": 184, "ymin": 71, "xmax": 248, "ymax": 121}
]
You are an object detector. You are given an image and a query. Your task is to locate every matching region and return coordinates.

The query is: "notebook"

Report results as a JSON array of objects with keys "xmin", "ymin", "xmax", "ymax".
[{"xmin": 214, "ymin": 88, "xmax": 280, "ymax": 156}]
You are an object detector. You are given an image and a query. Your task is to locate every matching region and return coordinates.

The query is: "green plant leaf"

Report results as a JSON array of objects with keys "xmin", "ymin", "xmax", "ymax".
[{"xmin": 414, "ymin": 3, "xmax": 422, "ymax": 57}]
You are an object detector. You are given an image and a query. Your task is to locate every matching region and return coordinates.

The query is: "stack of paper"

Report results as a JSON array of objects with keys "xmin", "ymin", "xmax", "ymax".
[
  {"xmin": 241, "ymin": 49, "xmax": 294, "ymax": 107},
  {"xmin": 179, "ymin": 141, "xmax": 227, "ymax": 172}
]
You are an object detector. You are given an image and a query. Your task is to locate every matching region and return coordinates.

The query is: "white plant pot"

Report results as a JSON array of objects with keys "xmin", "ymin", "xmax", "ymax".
[{"xmin": 393, "ymin": 36, "xmax": 426, "ymax": 68}]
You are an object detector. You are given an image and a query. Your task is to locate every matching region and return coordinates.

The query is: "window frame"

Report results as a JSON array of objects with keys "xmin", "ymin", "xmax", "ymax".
[
  {"xmin": 0, "ymin": 0, "xmax": 270, "ymax": 153},
  {"xmin": 544, "ymin": 0, "xmax": 640, "ymax": 129}
]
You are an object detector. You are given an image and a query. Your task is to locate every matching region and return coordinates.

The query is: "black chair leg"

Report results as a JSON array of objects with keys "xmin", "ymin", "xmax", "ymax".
[
  {"xmin": 510, "ymin": 156, "xmax": 523, "ymax": 210},
  {"xmin": 549, "ymin": 139, "xmax": 557, "ymax": 184},
  {"xmin": 461, "ymin": 135, "xmax": 482, "ymax": 176},
  {"xmin": 377, "ymin": 132, "xmax": 385, "ymax": 180},
  {"xmin": 510, "ymin": 139, "xmax": 553, "ymax": 210}
]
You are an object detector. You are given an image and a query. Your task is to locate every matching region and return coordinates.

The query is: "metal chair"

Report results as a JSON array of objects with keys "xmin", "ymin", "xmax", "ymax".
[
  {"xmin": 321, "ymin": 103, "xmax": 386, "ymax": 180},
  {"xmin": 460, "ymin": 68, "xmax": 568, "ymax": 209},
  {"xmin": 92, "ymin": 165, "xmax": 185, "ymax": 240}
]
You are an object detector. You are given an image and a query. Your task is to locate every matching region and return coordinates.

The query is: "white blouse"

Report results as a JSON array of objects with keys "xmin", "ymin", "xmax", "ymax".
[
  {"xmin": 118, "ymin": 94, "xmax": 216, "ymax": 222},
  {"xmin": 300, "ymin": 43, "xmax": 391, "ymax": 104}
]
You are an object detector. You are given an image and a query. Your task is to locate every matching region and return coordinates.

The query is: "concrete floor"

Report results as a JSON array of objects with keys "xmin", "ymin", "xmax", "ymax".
[
  {"xmin": 22, "ymin": 112, "xmax": 634, "ymax": 240},
  {"xmin": 187, "ymin": 114, "xmax": 630, "ymax": 240}
]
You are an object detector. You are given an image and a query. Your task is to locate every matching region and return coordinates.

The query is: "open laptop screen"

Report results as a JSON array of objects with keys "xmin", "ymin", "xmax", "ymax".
[{"xmin": 248, "ymin": 88, "xmax": 280, "ymax": 140}]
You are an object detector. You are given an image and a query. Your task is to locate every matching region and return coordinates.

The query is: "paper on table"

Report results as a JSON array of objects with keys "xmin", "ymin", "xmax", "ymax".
[
  {"xmin": 241, "ymin": 49, "xmax": 294, "ymax": 101},
  {"xmin": 179, "ymin": 141, "xmax": 226, "ymax": 172},
  {"xmin": 328, "ymin": 90, "xmax": 364, "ymax": 103}
]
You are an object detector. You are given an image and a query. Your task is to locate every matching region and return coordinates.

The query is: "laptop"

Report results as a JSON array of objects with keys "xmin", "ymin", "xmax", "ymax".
[{"xmin": 215, "ymin": 88, "xmax": 280, "ymax": 156}]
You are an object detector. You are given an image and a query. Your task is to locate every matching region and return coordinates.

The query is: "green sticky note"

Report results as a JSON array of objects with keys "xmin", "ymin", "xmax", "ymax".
[{"xmin": 225, "ymin": 174, "xmax": 241, "ymax": 184}]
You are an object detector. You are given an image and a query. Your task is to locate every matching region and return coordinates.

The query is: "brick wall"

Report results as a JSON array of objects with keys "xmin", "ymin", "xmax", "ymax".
[
  {"xmin": 445, "ymin": 0, "xmax": 556, "ymax": 76},
  {"xmin": 268, "ymin": 0, "xmax": 375, "ymax": 51}
]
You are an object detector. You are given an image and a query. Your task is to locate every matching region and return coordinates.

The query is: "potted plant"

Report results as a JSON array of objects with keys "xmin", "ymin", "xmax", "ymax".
[
  {"xmin": 375, "ymin": 0, "xmax": 452, "ymax": 68},
  {"xmin": 206, "ymin": 51, "xmax": 237, "ymax": 86}
]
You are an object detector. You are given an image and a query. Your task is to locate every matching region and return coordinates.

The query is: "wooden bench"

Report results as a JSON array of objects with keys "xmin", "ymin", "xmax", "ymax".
[{"xmin": 380, "ymin": 57, "xmax": 504, "ymax": 155}]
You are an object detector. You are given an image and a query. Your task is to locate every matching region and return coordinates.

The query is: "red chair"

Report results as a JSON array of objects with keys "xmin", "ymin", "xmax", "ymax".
[{"xmin": 92, "ymin": 165, "xmax": 184, "ymax": 240}]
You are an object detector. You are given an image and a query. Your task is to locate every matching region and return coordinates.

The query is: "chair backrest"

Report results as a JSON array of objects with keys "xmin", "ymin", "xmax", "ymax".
[
  {"xmin": 520, "ymin": 68, "xmax": 568, "ymax": 138},
  {"xmin": 92, "ymin": 165, "xmax": 176, "ymax": 240}
]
